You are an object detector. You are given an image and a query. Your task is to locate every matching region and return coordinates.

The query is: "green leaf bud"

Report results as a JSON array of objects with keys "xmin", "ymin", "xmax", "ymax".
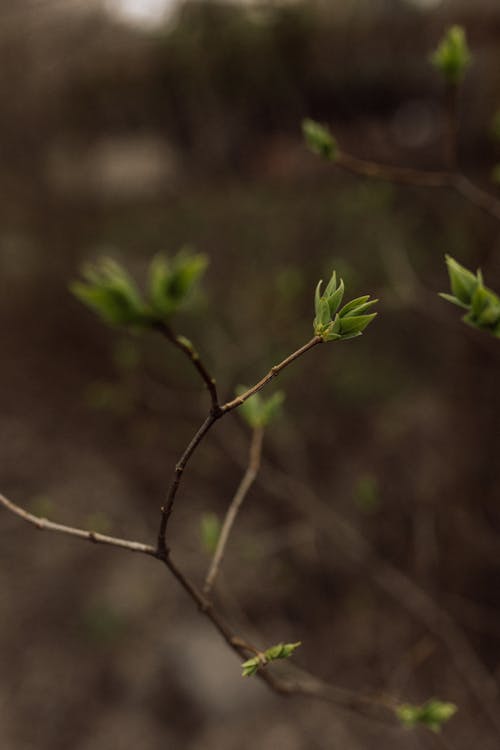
[
  {"xmin": 396, "ymin": 699, "xmax": 457, "ymax": 733},
  {"xmin": 302, "ymin": 119, "xmax": 338, "ymax": 161},
  {"xmin": 431, "ymin": 25, "xmax": 471, "ymax": 85},
  {"xmin": 149, "ymin": 247, "xmax": 208, "ymax": 319}
]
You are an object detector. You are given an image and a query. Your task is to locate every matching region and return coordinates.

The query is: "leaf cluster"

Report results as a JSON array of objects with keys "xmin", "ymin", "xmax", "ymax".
[
  {"xmin": 241, "ymin": 641, "xmax": 301, "ymax": 677},
  {"xmin": 313, "ymin": 271, "xmax": 377, "ymax": 342},
  {"xmin": 71, "ymin": 249, "xmax": 208, "ymax": 328},
  {"xmin": 440, "ymin": 255, "xmax": 500, "ymax": 337},
  {"xmin": 396, "ymin": 699, "xmax": 457, "ymax": 733}
]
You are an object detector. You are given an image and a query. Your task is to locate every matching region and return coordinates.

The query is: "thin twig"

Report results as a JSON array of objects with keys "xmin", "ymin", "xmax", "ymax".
[
  {"xmin": 336, "ymin": 151, "xmax": 500, "ymax": 223},
  {"xmin": 204, "ymin": 425, "xmax": 264, "ymax": 596},
  {"xmin": 0, "ymin": 492, "xmax": 156, "ymax": 555},
  {"xmin": 154, "ymin": 321, "xmax": 221, "ymax": 415},
  {"xmin": 221, "ymin": 336, "xmax": 322, "ymax": 414},
  {"xmin": 0, "ymin": 489, "xmax": 400, "ymax": 727},
  {"xmin": 157, "ymin": 335, "xmax": 323, "ymax": 548},
  {"xmin": 157, "ymin": 412, "xmax": 219, "ymax": 554}
]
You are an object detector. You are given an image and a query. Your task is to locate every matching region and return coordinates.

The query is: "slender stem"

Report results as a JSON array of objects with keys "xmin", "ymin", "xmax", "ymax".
[
  {"xmin": 157, "ymin": 412, "xmax": 219, "ymax": 554},
  {"xmin": 204, "ymin": 425, "xmax": 264, "ymax": 596},
  {"xmin": 0, "ymin": 490, "xmax": 399, "ymax": 725},
  {"xmin": 154, "ymin": 321, "xmax": 221, "ymax": 415},
  {"xmin": 337, "ymin": 152, "xmax": 452, "ymax": 188},
  {"xmin": 337, "ymin": 151, "xmax": 500, "ymax": 224},
  {"xmin": 222, "ymin": 336, "xmax": 322, "ymax": 414},
  {"xmin": 0, "ymin": 492, "xmax": 156, "ymax": 555}
]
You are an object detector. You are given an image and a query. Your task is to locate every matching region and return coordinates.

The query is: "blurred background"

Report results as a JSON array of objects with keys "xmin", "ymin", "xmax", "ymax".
[{"xmin": 2, "ymin": 0, "xmax": 500, "ymax": 747}]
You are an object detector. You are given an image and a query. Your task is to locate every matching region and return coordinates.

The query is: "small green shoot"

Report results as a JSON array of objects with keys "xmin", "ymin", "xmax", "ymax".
[
  {"xmin": 241, "ymin": 641, "xmax": 301, "ymax": 677},
  {"xmin": 313, "ymin": 270, "xmax": 378, "ymax": 342},
  {"xmin": 396, "ymin": 699, "xmax": 457, "ymax": 733},
  {"xmin": 302, "ymin": 119, "xmax": 338, "ymax": 161},
  {"xmin": 430, "ymin": 25, "xmax": 471, "ymax": 85},
  {"xmin": 440, "ymin": 255, "xmax": 500, "ymax": 337}
]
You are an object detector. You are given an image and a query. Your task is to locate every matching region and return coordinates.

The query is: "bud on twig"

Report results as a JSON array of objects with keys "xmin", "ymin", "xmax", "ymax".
[
  {"xmin": 396, "ymin": 699, "xmax": 457, "ymax": 733},
  {"xmin": 241, "ymin": 641, "xmax": 301, "ymax": 677},
  {"xmin": 440, "ymin": 255, "xmax": 500, "ymax": 337},
  {"xmin": 313, "ymin": 270, "xmax": 378, "ymax": 342}
]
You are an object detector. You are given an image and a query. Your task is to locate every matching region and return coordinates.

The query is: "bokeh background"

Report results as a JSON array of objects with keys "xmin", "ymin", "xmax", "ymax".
[{"xmin": 2, "ymin": 1, "xmax": 500, "ymax": 748}]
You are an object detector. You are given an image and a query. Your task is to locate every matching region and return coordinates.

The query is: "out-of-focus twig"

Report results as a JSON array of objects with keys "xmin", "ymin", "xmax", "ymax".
[
  {"xmin": 204, "ymin": 425, "xmax": 264, "ymax": 596},
  {"xmin": 336, "ymin": 152, "xmax": 500, "ymax": 223}
]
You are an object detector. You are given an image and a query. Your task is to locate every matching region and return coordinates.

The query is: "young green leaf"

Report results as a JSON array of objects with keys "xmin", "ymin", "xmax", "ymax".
[
  {"xmin": 312, "ymin": 272, "xmax": 378, "ymax": 342},
  {"xmin": 302, "ymin": 119, "xmax": 338, "ymax": 161},
  {"xmin": 430, "ymin": 25, "xmax": 471, "ymax": 85},
  {"xmin": 149, "ymin": 248, "xmax": 208, "ymax": 319},
  {"xmin": 71, "ymin": 258, "xmax": 149, "ymax": 328},
  {"xmin": 396, "ymin": 699, "xmax": 457, "ymax": 733},
  {"xmin": 444, "ymin": 254, "xmax": 479, "ymax": 305},
  {"xmin": 440, "ymin": 255, "xmax": 500, "ymax": 337}
]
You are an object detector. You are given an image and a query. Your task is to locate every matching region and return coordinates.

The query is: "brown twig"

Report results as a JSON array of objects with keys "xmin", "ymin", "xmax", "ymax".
[
  {"xmin": 203, "ymin": 425, "xmax": 264, "ymax": 596},
  {"xmin": 0, "ymin": 489, "xmax": 401, "ymax": 728},
  {"xmin": 336, "ymin": 151, "xmax": 500, "ymax": 224},
  {"xmin": 154, "ymin": 321, "xmax": 221, "ymax": 415},
  {"xmin": 157, "ymin": 335, "xmax": 323, "ymax": 550},
  {"xmin": 0, "ymin": 492, "xmax": 156, "ymax": 556},
  {"xmin": 221, "ymin": 336, "xmax": 322, "ymax": 414}
]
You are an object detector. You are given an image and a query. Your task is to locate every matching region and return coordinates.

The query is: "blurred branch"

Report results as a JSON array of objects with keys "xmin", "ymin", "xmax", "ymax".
[
  {"xmin": 337, "ymin": 152, "xmax": 500, "ymax": 223},
  {"xmin": 203, "ymin": 425, "xmax": 264, "ymax": 597}
]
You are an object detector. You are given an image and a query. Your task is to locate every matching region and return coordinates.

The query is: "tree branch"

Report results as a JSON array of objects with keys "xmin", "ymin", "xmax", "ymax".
[
  {"xmin": 157, "ymin": 335, "xmax": 323, "ymax": 548},
  {"xmin": 154, "ymin": 321, "xmax": 221, "ymax": 415},
  {"xmin": 336, "ymin": 151, "xmax": 500, "ymax": 224},
  {"xmin": 0, "ymin": 492, "xmax": 156, "ymax": 555},
  {"xmin": 221, "ymin": 336, "xmax": 322, "ymax": 414},
  {"xmin": 0, "ymin": 489, "xmax": 402, "ymax": 728},
  {"xmin": 203, "ymin": 425, "xmax": 264, "ymax": 596}
]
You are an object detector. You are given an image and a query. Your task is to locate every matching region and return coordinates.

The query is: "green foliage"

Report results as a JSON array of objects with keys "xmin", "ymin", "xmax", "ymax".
[
  {"xmin": 71, "ymin": 249, "xmax": 208, "ymax": 329},
  {"xmin": 302, "ymin": 119, "xmax": 338, "ymax": 161},
  {"xmin": 241, "ymin": 641, "xmax": 301, "ymax": 677},
  {"xmin": 149, "ymin": 247, "xmax": 208, "ymax": 318},
  {"xmin": 440, "ymin": 255, "xmax": 500, "ymax": 337},
  {"xmin": 430, "ymin": 25, "xmax": 471, "ymax": 85},
  {"xmin": 313, "ymin": 270, "xmax": 377, "ymax": 342},
  {"xmin": 396, "ymin": 699, "xmax": 457, "ymax": 733},
  {"xmin": 71, "ymin": 259, "xmax": 150, "ymax": 328},
  {"xmin": 200, "ymin": 512, "xmax": 221, "ymax": 554},
  {"xmin": 236, "ymin": 388, "xmax": 285, "ymax": 428}
]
